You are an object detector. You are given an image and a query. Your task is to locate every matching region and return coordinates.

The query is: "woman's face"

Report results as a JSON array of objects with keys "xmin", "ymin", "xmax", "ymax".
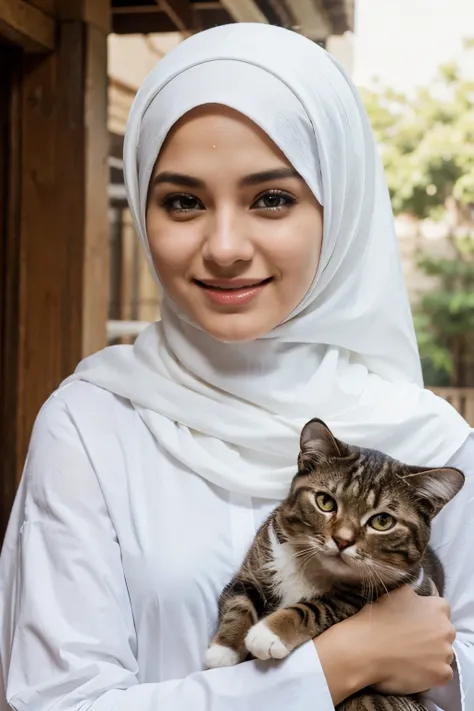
[{"xmin": 146, "ymin": 105, "xmax": 323, "ymax": 342}]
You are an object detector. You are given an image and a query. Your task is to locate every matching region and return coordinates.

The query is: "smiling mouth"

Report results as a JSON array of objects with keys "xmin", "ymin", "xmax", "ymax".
[{"xmin": 194, "ymin": 277, "xmax": 273, "ymax": 291}]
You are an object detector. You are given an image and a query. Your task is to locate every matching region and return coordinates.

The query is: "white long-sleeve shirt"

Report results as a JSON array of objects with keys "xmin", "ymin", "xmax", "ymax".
[{"xmin": 0, "ymin": 381, "xmax": 473, "ymax": 711}]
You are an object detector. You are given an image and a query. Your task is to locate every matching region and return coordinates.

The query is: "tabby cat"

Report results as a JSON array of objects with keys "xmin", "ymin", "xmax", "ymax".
[{"xmin": 206, "ymin": 418, "xmax": 464, "ymax": 711}]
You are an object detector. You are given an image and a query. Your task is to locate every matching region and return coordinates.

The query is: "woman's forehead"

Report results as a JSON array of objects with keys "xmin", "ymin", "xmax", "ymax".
[
  {"xmin": 137, "ymin": 59, "xmax": 322, "ymax": 192},
  {"xmin": 155, "ymin": 104, "xmax": 294, "ymax": 175}
]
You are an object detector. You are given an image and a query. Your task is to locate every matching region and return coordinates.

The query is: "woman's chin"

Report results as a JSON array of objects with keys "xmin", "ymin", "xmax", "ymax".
[{"xmin": 193, "ymin": 311, "xmax": 278, "ymax": 343}]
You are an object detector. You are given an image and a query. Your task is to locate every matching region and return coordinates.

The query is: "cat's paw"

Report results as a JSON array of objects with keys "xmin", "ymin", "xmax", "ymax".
[
  {"xmin": 205, "ymin": 643, "xmax": 241, "ymax": 668},
  {"xmin": 245, "ymin": 621, "xmax": 289, "ymax": 660}
]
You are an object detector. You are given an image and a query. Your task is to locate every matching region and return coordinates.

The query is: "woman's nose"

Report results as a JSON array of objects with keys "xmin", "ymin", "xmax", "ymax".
[{"xmin": 202, "ymin": 210, "xmax": 254, "ymax": 267}]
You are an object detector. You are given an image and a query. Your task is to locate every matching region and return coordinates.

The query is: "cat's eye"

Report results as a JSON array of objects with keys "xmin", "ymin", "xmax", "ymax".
[
  {"xmin": 368, "ymin": 513, "xmax": 396, "ymax": 531},
  {"xmin": 315, "ymin": 493, "xmax": 337, "ymax": 513}
]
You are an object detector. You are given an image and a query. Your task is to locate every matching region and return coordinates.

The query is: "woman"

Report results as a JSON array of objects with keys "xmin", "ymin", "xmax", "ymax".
[{"xmin": 0, "ymin": 22, "xmax": 473, "ymax": 711}]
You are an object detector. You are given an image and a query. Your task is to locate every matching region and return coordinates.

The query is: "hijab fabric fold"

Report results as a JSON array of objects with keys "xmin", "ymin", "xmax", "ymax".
[{"xmin": 63, "ymin": 23, "xmax": 469, "ymax": 498}]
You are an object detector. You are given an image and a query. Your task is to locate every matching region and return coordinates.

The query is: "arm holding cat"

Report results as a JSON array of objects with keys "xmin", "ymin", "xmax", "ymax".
[
  {"xmin": 420, "ymin": 431, "xmax": 474, "ymax": 711},
  {"xmin": 207, "ymin": 418, "xmax": 464, "ymax": 710},
  {"xmin": 1, "ymin": 401, "xmax": 468, "ymax": 711},
  {"xmin": 317, "ymin": 431, "xmax": 474, "ymax": 710},
  {"xmin": 0, "ymin": 399, "xmax": 335, "ymax": 711},
  {"xmin": 315, "ymin": 586, "xmax": 455, "ymax": 706}
]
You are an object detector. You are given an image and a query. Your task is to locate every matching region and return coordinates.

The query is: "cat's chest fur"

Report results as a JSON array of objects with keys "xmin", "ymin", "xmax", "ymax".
[{"xmin": 267, "ymin": 525, "xmax": 327, "ymax": 606}]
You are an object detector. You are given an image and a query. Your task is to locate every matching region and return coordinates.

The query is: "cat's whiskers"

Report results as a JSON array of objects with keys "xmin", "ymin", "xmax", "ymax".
[
  {"xmin": 293, "ymin": 548, "xmax": 319, "ymax": 569},
  {"xmin": 368, "ymin": 564, "xmax": 392, "ymax": 598},
  {"xmin": 348, "ymin": 556, "xmax": 383, "ymax": 604},
  {"xmin": 290, "ymin": 535, "xmax": 323, "ymax": 567},
  {"xmin": 366, "ymin": 573, "xmax": 377, "ymax": 604},
  {"xmin": 293, "ymin": 545, "xmax": 318, "ymax": 558},
  {"xmin": 360, "ymin": 566, "xmax": 374, "ymax": 601},
  {"xmin": 401, "ymin": 567, "xmax": 423, "ymax": 585},
  {"xmin": 370, "ymin": 559, "xmax": 408, "ymax": 587},
  {"xmin": 353, "ymin": 560, "xmax": 375, "ymax": 602}
]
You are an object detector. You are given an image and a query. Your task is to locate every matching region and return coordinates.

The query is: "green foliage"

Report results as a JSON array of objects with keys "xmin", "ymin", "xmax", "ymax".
[
  {"xmin": 360, "ymin": 41, "xmax": 474, "ymax": 221},
  {"xmin": 413, "ymin": 314, "xmax": 453, "ymax": 380},
  {"xmin": 361, "ymin": 41, "xmax": 474, "ymax": 385},
  {"xmin": 414, "ymin": 251, "xmax": 474, "ymax": 384}
]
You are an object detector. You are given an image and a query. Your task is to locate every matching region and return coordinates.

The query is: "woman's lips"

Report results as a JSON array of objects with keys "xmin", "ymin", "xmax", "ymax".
[{"xmin": 194, "ymin": 277, "xmax": 273, "ymax": 306}]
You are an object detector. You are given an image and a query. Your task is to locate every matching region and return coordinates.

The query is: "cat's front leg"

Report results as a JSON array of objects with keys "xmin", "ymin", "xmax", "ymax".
[
  {"xmin": 245, "ymin": 596, "xmax": 359, "ymax": 661},
  {"xmin": 206, "ymin": 579, "xmax": 265, "ymax": 668}
]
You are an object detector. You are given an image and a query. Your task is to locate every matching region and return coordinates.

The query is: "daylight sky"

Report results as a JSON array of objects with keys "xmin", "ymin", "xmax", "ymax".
[{"xmin": 353, "ymin": 0, "xmax": 474, "ymax": 89}]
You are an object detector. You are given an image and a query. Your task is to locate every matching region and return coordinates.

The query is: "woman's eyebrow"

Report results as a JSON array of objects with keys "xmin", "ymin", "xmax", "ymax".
[
  {"xmin": 151, "ymin": 172, "xmax": 205, "ymax": 189},
  {"xmin": 151, "ymin": 167, "xmax": 300, "ymax": 190},
  {"xmin": 240, "ymin": 168, "xmax": 300, "ymax": 186}
]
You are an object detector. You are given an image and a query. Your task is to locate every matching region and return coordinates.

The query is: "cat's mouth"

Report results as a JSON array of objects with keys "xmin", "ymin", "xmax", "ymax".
[
  {"xmin": 322, "ymin": 548, "xmax": 404, "ymax": 586},
  {"xmin": 325, "ymin": 549, "xmax": 348, "ymax": 560},
  {"xmin": 321, "ymin": 546, "xmax": 361, "ymax": 572},
  {"xmin": 321, "ymin": 548, "xmax": 354, "ymax": 566},
  {"xmin": 323, "ymin": 542, "xmax": 356, "ymax": 561}
]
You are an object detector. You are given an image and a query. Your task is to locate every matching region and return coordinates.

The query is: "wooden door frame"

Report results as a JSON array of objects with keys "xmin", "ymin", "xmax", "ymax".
[
  {"xmin": 0, "ymin": 43, "xmax": 23, "ymax": 538},
  {"xmin": 0, "ymin": 1, "xmax": 110, "ymax": 539}
]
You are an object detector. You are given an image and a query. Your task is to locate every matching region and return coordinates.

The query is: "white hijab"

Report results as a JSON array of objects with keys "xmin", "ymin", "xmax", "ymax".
[{"xmin": 64, "ymin": 23, "xmax": 469, "ymax": 499}]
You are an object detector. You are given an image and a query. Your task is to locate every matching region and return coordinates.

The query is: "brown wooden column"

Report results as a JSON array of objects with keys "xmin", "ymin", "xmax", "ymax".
[
  {"xmin": 0, "ymin": 0, "xmax": 110, "ymax": 537},
  {"xmin": 0, "ymin": 42, "xmax": 23, "ymax": 537}
]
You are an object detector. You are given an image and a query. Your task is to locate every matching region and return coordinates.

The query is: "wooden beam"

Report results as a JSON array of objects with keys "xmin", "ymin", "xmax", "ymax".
[
  {"xmin": 0, "ymin": 43, "xmax": 22, "ymax": 539},
  {"xmin": 284, "ymin": 0, "xmax": 331, "ymax": 40},
  {"xmin": 57, "ymin": 0, "xmax": 110, "ymax": 33},
  {"xmin": 112, "ymin": 5, "xmax": 163, "ymax": 14},
  {"xmin": 27, "ymin": 0, "xmax": 56, "ymax": 16},
  {"xmin": 111, "ymin": 0, "xmax": 196, "ymax": 33},
  {"xmin": 157, "ymin": 0, "xmax": 194, "ymax": 33},
  {"xmin": 255, "ymin": 0, "xmax": 294, "ymax": 27},
  {"xmin": 219, "ymin": 0, "xmax": 267, "ymax": 23},
  {"xmin": 82, "ymin": 23, "xmax": 109, "ymax": 357},
  {"xmin": 196, "ymin": 0, "xmax": 222, "ymax": 10},
  {"xmin": 0, "ymin": 0, "xmax": 55, "ymax": 52},
  {"xmin": 322, "ymin": 0, "xmax": 354, "ymax": 34},
  {"xmin": 194, "ymin": 7, "xmax": 234, "ymax": 29},
  {"xmin": 110, "ymin": 2, "xmax": 235, "ymax": 33},
  {"xmin": 0, "ymin": 1, "xmax": 110, "ymax": 538},
  {"xmin": 112, "ymin": 10, "xmax": 175, "ymax": 34},
  {"xmin": 11, "ymin": 16, "xmax": 108, "ymax": 489},
  {"xmin": 193, "ymin": 1, "xmax": 221, "ymax": 8}
]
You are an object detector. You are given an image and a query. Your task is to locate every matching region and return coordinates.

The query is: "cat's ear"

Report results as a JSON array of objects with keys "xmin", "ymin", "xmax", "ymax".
[
  {"xmin": 402, "ymin": 466, "xmax": 465, "ymax": 516},
  {"xmin": 299, "ymin": 418, "xmax": 342, "ymax": 468}
]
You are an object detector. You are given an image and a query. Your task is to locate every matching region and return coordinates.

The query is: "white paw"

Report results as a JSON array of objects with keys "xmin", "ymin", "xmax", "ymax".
[
  {"xmin": 245, "ymin": 621, "xmax": 290, "ymax": 661},
  {"xmin": 205, "ymin": 643, "xmax": 241, "ymax": 668}
]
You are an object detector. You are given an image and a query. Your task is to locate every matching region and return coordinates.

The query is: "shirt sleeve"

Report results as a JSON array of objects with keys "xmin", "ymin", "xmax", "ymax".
[
  {"xmin": 0, "ymin": 395, "xmax": 334, "ymax": 711},
  {"xmin": 422, "ymin": 431, "xmax": 474, "ymax": 711}
]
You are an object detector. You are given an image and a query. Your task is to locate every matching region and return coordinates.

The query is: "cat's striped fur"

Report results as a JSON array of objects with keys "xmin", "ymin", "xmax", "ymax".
[{"xmin": 206, "ymin": 419, "xmax": 464, "ymax": 711}]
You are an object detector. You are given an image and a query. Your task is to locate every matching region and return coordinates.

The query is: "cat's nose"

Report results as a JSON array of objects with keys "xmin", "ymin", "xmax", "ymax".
[{"xmin": 332, "ymin": 535, "xmax": 354, "ymax": 551}]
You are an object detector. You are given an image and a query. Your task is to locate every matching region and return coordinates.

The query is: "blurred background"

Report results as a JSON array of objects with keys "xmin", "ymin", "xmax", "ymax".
[{"xmin": 0, "ymin": 0, "xmax": 473, "ymax": 532}]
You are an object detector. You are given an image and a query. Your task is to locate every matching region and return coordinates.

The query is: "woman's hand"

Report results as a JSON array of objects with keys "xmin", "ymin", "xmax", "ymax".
[
  {"xmin": 365, "ymin": 586, "xmax": 455, "ymax": 694},
  {"xmin": 314, "ymin": 585, "xmax": 455, "ymax": 706}
]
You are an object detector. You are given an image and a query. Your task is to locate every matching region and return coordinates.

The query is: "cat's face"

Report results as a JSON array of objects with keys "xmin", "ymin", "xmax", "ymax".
[{"xmin": 279, "ymin": 419, "xmax": 464, "ymax": 587}]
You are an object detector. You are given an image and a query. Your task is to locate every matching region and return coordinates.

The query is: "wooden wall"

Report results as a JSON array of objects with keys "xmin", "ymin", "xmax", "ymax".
[
  {"xmin": 0, "ymin": 0, "xmax": 110, "ymax": 537},
  {"xmin": 108, "ymin": 206, "xmax": 160, "ymax": 344},
  {"xmin": 0, "ymin": 42, "xmax": 22, "ymax": 538}
]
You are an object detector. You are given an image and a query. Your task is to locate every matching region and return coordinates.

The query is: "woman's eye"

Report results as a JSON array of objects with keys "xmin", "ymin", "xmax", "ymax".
[
  {"xmin": 368, "ymin": 513, "xmax": 396, "ymax": 531},
  {"xmin": 315, "ymin": 492, "xmax": 337, "ymax": 513},
  {"xmin": 252, "ymin": 191, "xmax": 296, "ymax": 211},
  {"xmin": 162, "ymin": 194, "xmax": 204, "ymax": 213}
]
